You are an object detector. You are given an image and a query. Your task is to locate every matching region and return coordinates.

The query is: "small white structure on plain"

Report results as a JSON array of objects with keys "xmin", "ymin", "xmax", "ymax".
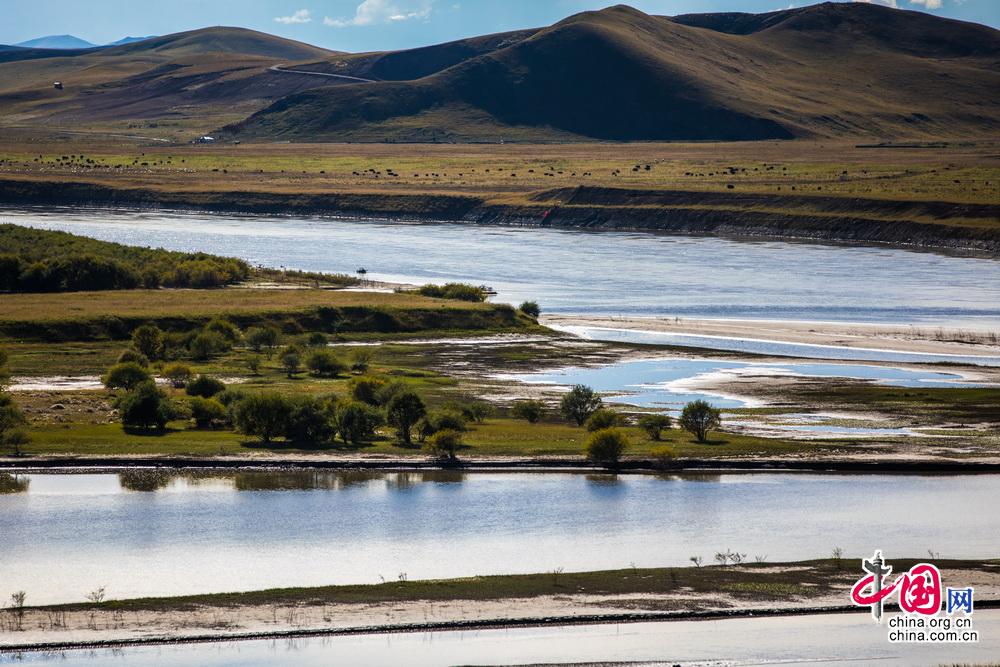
[
  {"xmin": 197, "ymin": 136, "xmax": 216, "ymax": 143},
  {"xmin": 53, "ymin": 81, "xmax": 63, "ymax": 90}
]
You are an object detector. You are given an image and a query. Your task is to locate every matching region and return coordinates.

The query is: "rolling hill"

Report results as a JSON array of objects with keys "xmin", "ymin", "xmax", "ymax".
[
  {"xmin": 14, "ymin": 35, "xmax": 96, "ymax": 49},
  {"xmin": 0, "ymin": 27, "xmax": 342, "ymax": 137},
  {"xmin": 225, "ymin": 2, "xmax": 1000, "ymax": 142}
]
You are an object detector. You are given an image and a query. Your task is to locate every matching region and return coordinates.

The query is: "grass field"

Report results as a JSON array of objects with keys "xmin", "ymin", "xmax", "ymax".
[{"xmin": 0, "ymin": 287, "xmax": 535, "ymax": 341}]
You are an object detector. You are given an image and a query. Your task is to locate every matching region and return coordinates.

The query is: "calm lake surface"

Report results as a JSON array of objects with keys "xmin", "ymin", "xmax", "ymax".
[
  {"xmin": 3, "ymin": 472, "xmax": 998, "ymax": 605},
  {"xmin": 4, "ymin": 612, "xmax": 998, "ymax": 666},
  {"xmin": 5, "ymin": 207, "xmax": 1000, "ymax": 325}
]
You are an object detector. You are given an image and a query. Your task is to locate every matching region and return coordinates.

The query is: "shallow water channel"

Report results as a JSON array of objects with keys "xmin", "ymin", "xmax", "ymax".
[{"xmin": 2, "ymin": 471, "xmax": 998, "ymax": 606}]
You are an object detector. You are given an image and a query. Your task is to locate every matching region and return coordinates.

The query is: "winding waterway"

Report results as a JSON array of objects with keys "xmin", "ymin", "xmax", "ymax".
[
  {"xmin": 2, "ymin": 472, "xmax": 999, "ymax": 606},
  {"xmin": 5, "ymin": 207, "xmax": 1000, "ymax": 325}
]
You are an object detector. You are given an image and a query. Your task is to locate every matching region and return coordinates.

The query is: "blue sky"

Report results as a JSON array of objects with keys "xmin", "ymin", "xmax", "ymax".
[{"xmin": 3, "ymin": 1, "xmax": 997, "ymax": 50}]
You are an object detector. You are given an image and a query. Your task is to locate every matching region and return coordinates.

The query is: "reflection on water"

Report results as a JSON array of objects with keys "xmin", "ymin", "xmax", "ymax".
[
  {"xmin": 3, "ymin": 472, "xmax": 1000, "ymax": 605},
  {"xmin": 3, "ymin": 612, "xmax": 999, "ymax": 666},
  {"xmin": 6, "ymin": 207, "xmax": 1000, "ymax": 324},
  {"xmin": 0, "ymin": 472, "xmax": 29, "ymax": 494},
  {"xmin": 506, "ymin": 357, "xmax": 984, "ymax": 412}
]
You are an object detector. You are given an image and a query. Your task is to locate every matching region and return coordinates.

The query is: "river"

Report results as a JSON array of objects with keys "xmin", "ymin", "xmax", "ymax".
[{"xmin": 2, "ymin": 472, "xmax": 998, "ymax": 606}]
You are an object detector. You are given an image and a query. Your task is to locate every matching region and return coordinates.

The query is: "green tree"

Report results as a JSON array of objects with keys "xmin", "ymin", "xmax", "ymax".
[
  {"xmin": 162, "ymin": 363, "xmax": 193, "ymax": 388},
  {"xmin": 131, "ymin": 325, "xmax": 163, "ymax": 360},
  {"xmin": 349, "ymin": 348, "xmax": 373, "ymax": 373},
  {"xmin": 116, "ymin": 380, "xmax": 175, "ymax": 431},
  {"xmin": 417, "ymin": 409, "xmax": 467, "ymax": 442},
  {"xmin": 247, "ymin": 354, "xmax": 262, "ymax": 375},
  {"xmin": 335, "ymin": 400, "xmax": 385, "ymax": 445},
  {"xmin": 0, "ymin": 347, "xmax": 9, "ymax": 389},
  {"xmin": 186, "ymin": 375, "xmax": 226, "ymax": 398},
  {"xmin": 189, "ymin": 331, "xmax": 229, "ymax": 360},
  {"xmin": 103, "ymin": 362, "xmax": 152, "ymax": 391},
  {"xmin": 679, "ymin": 400, "xmax": 721, "ymax": 443},
  {"xmin": 205, "ymin": 318, "xmax": 240, "ymax": 345},
  {"xmin": 560, "ymin": 385, "xmax": 603, "ymax": 426},
  {"xmin": 0, "ymin": 392, "xmax": 29, "ymax": 456},
  {"xmin": 233, "ymin": 393, "xmax": 291, "ymax": 444},
  {"xmin": 424, "ymin": 429, "xmax": 462, "ymax": 460},
  {"xmin": 280, "ymin": 348, "xmax": 302, "ymax": 378},
  {"xmin": 306, "ymin": 349, "xmax": 347, "ymax": 378},
  {"xmin": 639, "ymin": 414, "xmax": 673, "ymax": 441},
  {"xmin": 349, "ymin": 376, "xmax": 386, "ymax": 405},
  {"xmin": 519, "ymin": 301, "xmax": 540, "ymax": 318},
  {"xmin": 386, "ymin": 391, "xmax": 426, "ymax": 446},
  {"xmin": 189, "ymin": 396, "xmax": 226, "ymax": 428},
  {"xmin": 586, "ymin": 428, "xmax": 629, "ymax": 468},
  {"xmin": 116, "ymin": 348, "xmax": 150, "ymax": 368},
  {"xmin": 306, "ymin": 331, "xmax": 328, "ymax": 347},
  {"xmin": 511, "ymin": 399, "xmax": 544, "ymax": 423},
  {"xmin": 584, "ymin": 408, "xmax": 625, "ymax": 432},
  {"xmin": 245, "ymin": 326, "xmax": 280, "ymax": 358},
  {"xmin": 285, "ymin": 397, "xmax": 335, "ymax": 443}
]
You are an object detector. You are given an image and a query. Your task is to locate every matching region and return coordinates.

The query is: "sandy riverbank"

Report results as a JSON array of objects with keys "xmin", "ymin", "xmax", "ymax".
[
  {"xmin": 543, "ymin": 315, "xmax": 1000, "ymax": 358},
  {"xmin": 3, "ymin": 565, "xmax": 996, "ymax": 651}
]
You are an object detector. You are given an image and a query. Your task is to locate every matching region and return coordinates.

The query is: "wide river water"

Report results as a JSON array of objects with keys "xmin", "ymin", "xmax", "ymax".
[
  {"xmin": 4, "ymin": 207, "xmax": 1000, "ymax": 325},
  {"xmin": 2, "ymin": 472, "xmax": 999, "ymax": 606}
]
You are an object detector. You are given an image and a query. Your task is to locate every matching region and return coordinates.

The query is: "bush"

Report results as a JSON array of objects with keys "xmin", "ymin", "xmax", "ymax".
[
  {"xmin": 131, "ymin": 325, "xmax": 163, "ymax": 360},
  {"xmin": 186, "ymin": 374, "xmax": 226, "ymax": 398},
  {"xmin": 445, "ymin": 400, "xmax": 493, "ymax": 423},
  {"xmin": 416, "ymin": 283, "xmax": 486, "ymax": 302},
  {"xmin": 511, "ymin": 399, "xmax": 544, "ymax": 423},
  {"xmin": 306, "ymin": 349, "xmax": 347, "ymax": 378},
  {"xmin": 586, "ymin": 428, "xmax": 629, "ymax": 467},
  {"xmin": 103, "ymin": 362, "xmax": 152, "ymax": 391},
  {"xmin": 585, "ymin": 408, "xmax": 626, "ymax": 432},
  {"xmin": 386, "ymin": 391, "xmax": 426, "ymax": 445},
  {"xmin": 116, "ymin": 381, "xmax": 176, "ymax": 431},
  {"xmin": 285, "ymin": 397, "xmax": 335, "ymax": 443},
  {"xmin": 560, "ymin": 385, "xmax": 603, "ymax": 426},
  {"xmin": 116, "ymin": 348, "xmax": 149, "ymax": 368},
  {"xmin": 417, "ymin": 409, "xmax": 467, "ymax": 442},
  {"xmin": 349, "ymin": 348, "xmax": 373, "ymax": 373},
  {"xmin": 650, "ymin": 444, "xmax": 676, "ymax": 469},
  {"xmin": 424, "ymin": 429, "xmax": 462, "ymax": 460},
  {"xmin": 306, "ymin": 331, "xmax": 328, "ymax": 347},
  {"xmin": 233, "ymin": 393, "xmax": 292, "ymax": 443},
  {"xmin": 247, "ymin": 354, "xmax": 262, "ymax": 375},
  {"xmin": 639, "ymin": 414, "xmax": 673, "ymax": 441},
  {"xmin": 189, "ymin": 330, "xmax": 230, "ymax": 360},
  {"xmin": 189, "ymin": 396, "xmax": 227, "ymax": 428},
  {"xmin": 0, "ymin": 392, "xmax": 29, "ymax": 455},
  {"xmin": 519, "ymin": 301, "xmax": 540, "ymax": 318},
  {"xmin": 335, "ymin": 400, "xmax": 385, "ymax": 445},
  {"xmin": 245, "ymin": 326, "xmax": 280, "ymax": 357},
  {"xmin": 162, "ymin": 363, "xmax": 193, "ymax": 388},
  {"xmin": 349, "ymin": 375, "xmax": 387, "ymax": 405},
  {"xmin": 679, "ymin": 400, "xmax": 722, "ymax": 443},
  {"xmin": 375, "ymin": 379, "xmax": 409, "ymax": 406},
  {"xmin": 280, "ymin": 349, "xmax": 302, "ymax": 377},
  {"xmin": 205, "ymin": 318, "xmax": 240, "ymax": 344}
]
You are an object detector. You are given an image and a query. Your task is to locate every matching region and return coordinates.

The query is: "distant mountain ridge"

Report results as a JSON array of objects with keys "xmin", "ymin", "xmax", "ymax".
[
  {"xmin": 14, "ymin": 34, "xmax": 95, "ymax": 49},
  {"xmin": 226, "ymin": 2, "xmax": 1000, "ymax": 142}
]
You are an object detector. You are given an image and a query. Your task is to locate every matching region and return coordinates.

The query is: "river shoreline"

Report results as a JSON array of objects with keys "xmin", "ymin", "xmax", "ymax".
[
  {"xmin": 4, "ymin": 456, "xmax": 1000, "ymax": 472},
  {"xmin": 2, "ymin": 180, "xmax": 998, "ymax": 256}
]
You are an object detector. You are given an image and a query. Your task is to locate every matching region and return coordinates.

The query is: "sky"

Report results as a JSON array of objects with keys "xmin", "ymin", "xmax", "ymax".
[{"xmin": 2, "ymin": 0, "xmax": 998, "ymax": 51}]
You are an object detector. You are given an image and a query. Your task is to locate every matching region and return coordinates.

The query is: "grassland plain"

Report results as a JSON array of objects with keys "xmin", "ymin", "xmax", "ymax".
[{"xmin": 0, "ymin": 139, "xmax": 997, "ymax": 253}]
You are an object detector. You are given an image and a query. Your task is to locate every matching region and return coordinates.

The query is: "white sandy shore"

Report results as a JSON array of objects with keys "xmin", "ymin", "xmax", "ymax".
[
  {"xmin": 3, "ymin": 567, "xmax": 996, "ymax": 649},
  {"xmin": 543, "ymin": 315, "xmax": 1000, "ymax": 358}
]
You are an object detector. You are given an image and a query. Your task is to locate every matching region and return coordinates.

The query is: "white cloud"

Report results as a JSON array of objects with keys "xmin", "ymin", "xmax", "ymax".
[
  {"xmin": 324, "ymin": 0, "xmax": 433, "ymax": 28},
  {"xmin": 909, "ymin": 0, "xmax": 943, "ymax": 9},
  {"xmin": 274, "ymin": 9, "xmax": 312, "ymax": 24},
  {"xmin": 852, "ymin": 0, "xmax": 898, "ymax": 7}
]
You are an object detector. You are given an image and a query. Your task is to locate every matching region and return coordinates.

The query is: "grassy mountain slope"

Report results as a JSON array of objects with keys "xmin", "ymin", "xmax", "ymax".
[
  {"xmin": 227, "ymin": 3, "xmax": 999, "ymax": 142},
  {"xmin": 0, "ymin": 27, "xmax": 340, "ymax": 136}
]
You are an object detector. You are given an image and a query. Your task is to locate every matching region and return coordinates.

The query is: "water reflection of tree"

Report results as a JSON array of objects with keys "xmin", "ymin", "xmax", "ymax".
[
  {"xmin": 0, "ymin": 472, "xmax": 29, "ymax": 494},
  {"xmin": 420, "ymin": 470, "xmax": 466, "ymax": 485},
  {"xmin": 118, "ymin": 470, "xmax": 173, "ymax": 492},
  {"xmin": 232, "ymin": 470, "xmax": 385, "ymax": 491}
]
